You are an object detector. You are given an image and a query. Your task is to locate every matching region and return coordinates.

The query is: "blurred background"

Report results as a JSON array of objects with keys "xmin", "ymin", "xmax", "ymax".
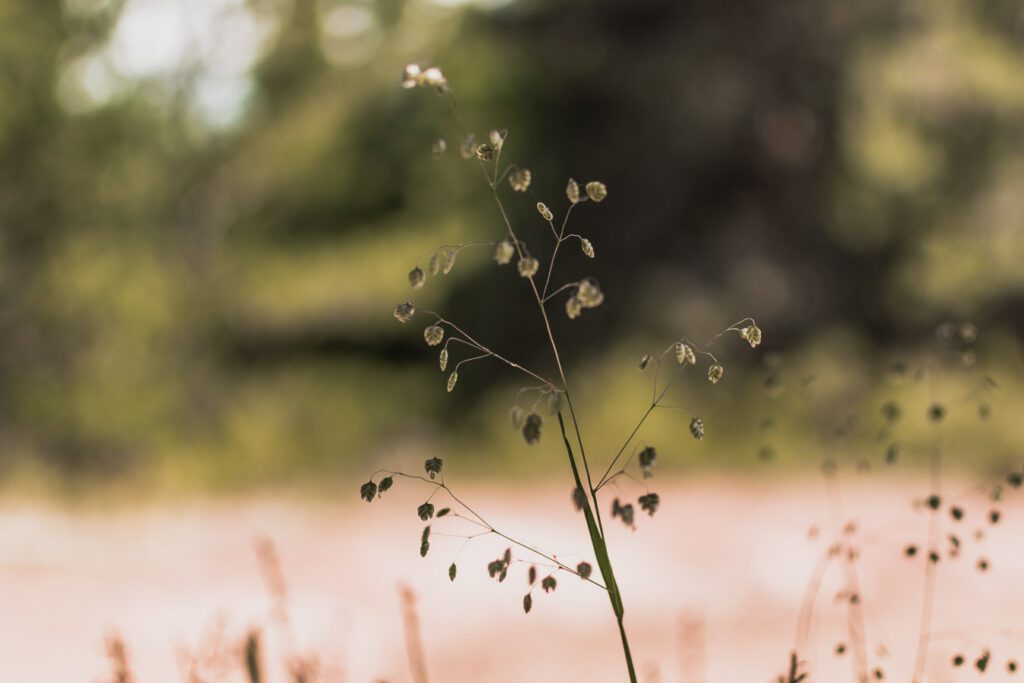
[
  {"xmin": 3, "ymin": 0, "xmax": 1024, "ymax": 681},
  {"xmin": 2, "ymin": 0, "xmax": 1023, "ymax": 496}
]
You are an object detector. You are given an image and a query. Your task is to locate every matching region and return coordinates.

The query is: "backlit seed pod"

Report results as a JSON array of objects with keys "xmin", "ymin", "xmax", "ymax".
[
  {"xmin": 475, "ymin": 143, "xmax": 495, "ymax": 161},
  {"xmin": 740, "ymin": 324, "xmax": 762, "ymax": 348},
  {"xmin": 510, "ymin": 406, "xmax": 524, "ymax": 430},
  {"xmin": 401, "ymin": 64, "xmax": 423, "ymax": 89},
  {"xmin": 576, "ymin": 280, "xmax": 604, "ymax": 308},
  {"xmin": 509, "ymin": 168, "xmax": 532, "ymax": 192},
  {"xmin": 536, "ymin": 202, "xmax": 553, "ymax": 221},
  {"xmin": 489, "ymin": 129, "xmax": 506, "ymax": 150},
  {"xmin": 689, "ymin": 417, "xmax": 705, "ymax": 440},
  {"xmin": 439, "ymin": 348, "xmax": 448, "ymax": 371},
  {"xmin": 394, "ymin": 302, "xmax": 415, "ymax": 323},
  {"xmin": 424, "ymin": 325, "xmax": 444, "ymax": 346},
  {"xmin": 580, "ymin": 238, "xmax": 595, "ymax": 258},
  {"xmin": 431, "ymin": 138, "xmax": 446, "ymax": 158},
  {"xmin": 565, "ymin": 296, "xmax": 582, "ymax": 319},
  {"xmin": 442, "ymin": 250, "xmax": 457, "ymax": 274},
  {"xmin": 494, "ymin": 240, "xmax": 515, "ymax": 265},
  {"xmin": 420, "ymin": 66, "xmax": 447, "ymax": 90},
  {"xmin": 585, "ymin": 181, "xmax": 607, "ymax": 202},
  {"xmin": 447, "ymin": 372, "xmax": 458, "ymax": 392},
  {"xmin": 409, "ymin": 267, "xmax": 425, "ymax": 289},
  {"xmin": 566, "ymin": 178, "xmax": 581, "ymax": 203},
  {"xmin": 428, "ymin": 252, "xmax": 441, "ymax": 276},
  {"xmin": 639, "ymin": 354, "xmax": 652, "ymax": 370},
  {"xmin": 518, "ymin": 256, "xmax": 539, "ymax": 278},
  {"xmin": 674, "ymin": 342, "xmax": 696, "ymax": 366},
  {"xmin": 459, "ymin": 134, "xmax": 477, "ymax": 160},
  {"xmin": 708, "ymin": 363, "xmax": 724, "ymax": 384}
]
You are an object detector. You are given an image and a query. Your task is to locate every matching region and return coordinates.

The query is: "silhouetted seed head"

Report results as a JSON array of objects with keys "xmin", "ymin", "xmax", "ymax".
[
  {"xmin": 989, "ymin": 509, "xmax": 1001, "ymax": 524},
  {"xmin": 740, "ymin": 324, "xmax": 762, "ymax": 348},
  {"xmin": 425, "ymin": 457, "xmax": 443, "ymax": 479},
  {"xmin": 424, "ymin": 325, "xmax": 444, "ymax": 346},
  {"xmin": 378, "ymin": 476, "xmax": 393, "ymax": 496},
  {"xmin": 360, "ymin": 481, "xmax": 377, "ymax": 502},
  {"xmin": 459, "ymin": 134, "xmax": 477, "ymax": 159},
  {"xmin": 928, "ymin": 404, "xmax": 946, "ymax": 422},
  {"xmin": 638, "ymin": 447, "xmax": 657, "ymax": 477},
  {"xmin": 510, "ymin": 406, "xmax": 525, "ymax": 430},
  {"xmin": 565, "ymin": 296, "xmax": 582, "ymax": 320},
  {"xmin": 536, "ymin": 202, "xmax": 553, "ymax": 221},
  {"xmin": 522, "ymin": 413, "xmax": 542, "ymax": 445},
  {"xmin": 517, "ymin": 256, "xmax": 539, "ymax": 278},
  {"xmin": 929, "ymin": 551, "xmax": 940, "ymax": 563},
  {"xmin": 835, "ymin": 643, "xmax": 846, "ymax": 656},
  {"xmin": 522, "ymin": 593, "xmax": 532, "ymax": 614},
  {"xmin": 638, "ymin": 493, "xmax": 660, "ymax": 516},
  {"xmin": 541, "ymin": 575, "xmax": 557, "ymax": 592},
  {"xmin": 572, "ymin": 486, "xmax": 587, "ymax": 511},
  {"xmin": 409, "ymin": 267, "xmax": 425, "ymax": 289},
  {"xmin": 475, "ymin": 143, "xmax": 494, "ymax": 161},
  {"xmin": 417, "ymin": 502, "xmax": 435, "ymax": 521},
  {"xmin": 576, "ymin": 562, "xmax": 592, "ymax": 579},
  {"xmin": 509, "ymin": 168, "xmax": 531, "ymax": 192},
  {"xmin": 566, "ymin": 178, "xmax": 581, "ymax": 204},
  {"xmin": 420, "ymin": 525, "xmax": 431, "ymax": 557},
  {"xmin": 1008, "ymin": 660, "xmax": 1018, "ymax": 673},
  {"xmin": 611, "ymin": 498, "xmax": 635, "ymax": 528},
  {"xmin": 528, "ymin": 566, "xmax": 537, "ymax": 584},
  {"xmin": 394, "ymin": 302, "xmax": 415, "ymax": 323},
  {"xmin": 580, "ymin": 237, "xmax": 595, "ymax": 258},
  {"xmin": 951, "ymin": 506, "xmax": 964, "ymax": 521},
  {"xmin": 690, "ymin": 417, "xmax": 705, "ymax": 440},
  {"xmin": 708, "ymin": 364, "xmax": 724, "ymax": 384},
  {"xmin": 953, "ymin": 654, "xmax": 965, "ymax": 667},
  {"xmin": 639, "ymin": 354, "xmax": 652, "ymax": 370},
  {"xmin": 978, "ymin": 650, "xmax": 991, "ymax": 673},
  {"xmin": 439, "ymin": 348, "xmax": 448, "ymax": 371},
  {"xmin": 927, "ymin": 495, "xmax": 942, "ymax": 510},
  {"xmin": 1008, "ymin": 472, "xmax": 1023, "ymax": 488},
  {"xmin": 447, "ymin": 371, "xmax": 458, "ymax": 392},
  {"xmin": 494, "ymin": 240, "xmax": 515, "ymax": 265},
  {"xmin": 873, "ymin": 668, "xmax": 883, "ymax": 679},
  {"xmin": 432, "ymin": 138, "xmax": 446, "ymax": 158},
  {"xmin": 449, "ymin": 563, "xmax": 457, "ymax": 581},
  {"xmin": 585, "ymin": 181, "xmax": 607, "ymax": 202},
  {"xmin": 436, "ymin": 507, "xmax": 450, "ymax": 517},
  {"xmin": 977, "ymin": 558, "xmax": 989, "ymax": 572}
]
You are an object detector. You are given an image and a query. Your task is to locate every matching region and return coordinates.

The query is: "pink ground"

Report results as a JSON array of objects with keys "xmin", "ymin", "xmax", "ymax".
[{"xmin": 1, "ymin": 475, "xmax": 1021, "ymax": 682}]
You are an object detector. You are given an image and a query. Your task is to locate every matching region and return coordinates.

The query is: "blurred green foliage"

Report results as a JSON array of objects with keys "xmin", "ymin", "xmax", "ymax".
[{"xmin": 1, "ymin": 0, "xmax": 1023, "ymax": 494}]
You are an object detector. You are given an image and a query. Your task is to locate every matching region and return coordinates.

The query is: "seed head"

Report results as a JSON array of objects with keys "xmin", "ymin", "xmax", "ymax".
[
  {"xmin": 431, "ymin": 138, "xmax": 446, "ymax": 158},
  {"xmin": 489, "ymin": 129, "xmax": 506, "ymax": 150},
  {"xmin": 638, "ymin": 446, "xmax": 657, "ymax": 477},
  {"xmin": 708, "ymin": 363, "xmax": 724, "ymax": 384},
  {"xmin": 638, "ymin": 492, "xmax": 660, "ymax": 516},
  {"xmin": 439, "ymin": 348, "xmax": 448, "ymax": 371},
  {"xmin": 428, "ymin": 252, "xmax": 441, "ymax": 275},
  {"xmin": 424, "ymin": 325, "xmax": 444, "ymax": 346},
  {"xmin": 536, "ymin": 202, "xmax": 553, "ymax": 221},
  {"xmin": 510, "ymin": 406, "xmax": 525, "ymax": 429},
  {"xmin": 494, "ymin": 240, "xmax": 515, "ymax": 265},
  {"xmin": 360, "ymin": 481, "xmax": 377, "ymax": 502},
  {"xmin": 459, "ymin": 134, "xmax": 477, "ymax": 160},
  {"xmin": 690, "ymin": 417, "xmax": 705, "ymax": 440},
  {"xmin": 522, "ymin": 413, "xmax": 542, "ymax": 445},
  {"xmin": 674, "ymin": 342, "xmax": 696, "ymax": 366},
  {"xmin": 441, "ymin": 250, "xmax": 457, "ymax": 274},
  {"xmin": 576, "ymin": 280, "xmax": 604, "ymax": 308},
  {"xmin": 475, "ymin": 143, "xmax": 495, "ymax": 161},
  {"xmin": 566, "ymin": 178, "xmax": 581, "ymax": 203},
  {"xmin": 739, "ymin": 324, "xmax": 762, "ymax": 348},
  {"xmin": 417, "ymin": 502, "xmax": 435, "ymax": 521},
  {"xmin": 576, "ymin": 562, "xmax": 592, "ymax": 579},
  {"xmin": 639, "ymin": 354, "xmax": 652, "ymax": 370},
  {"xmin": 425, "ymin": 456, "xmax": 443, "ymax": 478},
  {"xmin": 394, "ymin": 301, "xmax": 415, "ymax": 323},
  {"xmin": 509, "ymin": 168, "xmax": 532, "ymax": 192},
  {"xmin": 447, "ymin": 372, "xmax": 458, "ymax": 392},
  {"xmin": 517, "ymin": 256, "xmax": 539, "ymax": 278},
  {"xmin": 409, "ymin": 267, "xmax": 425, "ymax": 289},
  {"xmin": 580, "ymin": 238, "xmax": 595, "ymax": 258},
  {"xmin": 585, "ymin": 181, "xmax": 607, "ymax": 202},
  {"xmin": 566, "ymin": 296, "xmax": 582, "ymax": 319}
]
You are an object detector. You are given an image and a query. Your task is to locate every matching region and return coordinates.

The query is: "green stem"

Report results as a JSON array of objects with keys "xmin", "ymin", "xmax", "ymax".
[{"xmin": 557, "ymin": 413, "xmax": 636, "ymax": 683}]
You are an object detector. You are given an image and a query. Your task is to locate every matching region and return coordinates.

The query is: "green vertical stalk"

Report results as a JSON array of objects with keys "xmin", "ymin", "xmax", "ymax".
[{"xmin": 557, "ymin": 413, "xmax": 636, "ymax": 682}]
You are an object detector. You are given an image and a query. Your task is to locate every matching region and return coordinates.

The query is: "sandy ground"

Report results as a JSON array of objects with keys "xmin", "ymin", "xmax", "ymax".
[{"xmin": 1, "ymin": 474, "xmax": 1022, "ymax": 682}]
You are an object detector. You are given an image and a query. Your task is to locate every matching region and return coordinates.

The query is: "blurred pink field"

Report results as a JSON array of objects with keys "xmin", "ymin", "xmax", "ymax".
[{"xmin": 2, "ymin": 475, "xmax": 1023, "ymax": 682}]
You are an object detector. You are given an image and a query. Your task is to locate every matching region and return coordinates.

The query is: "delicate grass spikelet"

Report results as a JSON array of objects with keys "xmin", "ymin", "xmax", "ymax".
[
  {"xmin": 585, "ymin": 181, "xmax": 607, "ymax": 202},
  {"xmin": 417, "ymin": 502, "xmax": 435, "ymax": 520},
  {"xmin": 739, "ymin": 323, "xmax": 762, "ymax": 348},
  {"xmin": 510, "ymin": 406, "xmax": 525, "ymax": 429},
  {"xmin": 546, "ymin": 391, "xmax": 562, "ymax": 415},
  {"xmin": 425, "ymin": 456, "xmax": 443, "ymax": 478},
  {"xmin": 401, "ymin": 64, "xmax": 423, "ymax": 89},
  {"xmin": 424, "ymin": 325, "xmax": 444, "ymax": 346},
  {"xmin": 428, "ymin": 252, "xmax": 441, "ymax": 275},
  {"xmin": 611, "ymin": 498, "xmax": 635, "ymax": 527},
  {"xmin": 447, "ymin": 372, "xmax": 458, "ymax": 392},
  {"xmin": 420, "ymin": 526, "xmax": 430, "ymax": 557},
  {"xmin": 528, "ymin": 566, "xmax": 537, "ymax": 584},
  {"xmin": 360, "ymin": 481, "xmax": 377, "ymax": 502},
  {"xmin": 442, "ymin": 250, "xmax": 457, "ymax": 274},
  {"xmin": 402, "ymin": 64, "xmax": 447, "ymax": 92},
  {"xmin": 541, "ymin": 576, "xmax": 557, "ymax": 592},
  {"xmin": 523, "ymin": 593, "xmax": 532, "ymax": 614},
  {"xmin": 431, "ymin": 139, "xmax": 446, "ymax": 158},
  {"xmin": 536, "ymin": 202, "xmax": 553, "ymax": 221},
  {"xmin": 518, "ymin": 256, "xmax": 539, "ymax": 278},
  {"xmin": 509, "ymin": 168, "xmax": 532, "ymax": 192},
  {"xmin": 494, "ymin": 240, "xmax": 515, "ymax": 265},
  {"xmin": 459, "ymin": 134, "xmax": 477, "ymax": 159},
  {"xmin": 708, "ymin": 363, "xmax": 724, "ymax": 384},
  {"xmin": 449, "ymin": 563, "xmax": 457, "ymax": 581},
  {"xmin": 523, "ymin": 413, "xmax": 542, "ymax": 444},
  {"xmin": 580, "ymin": 238, "xmax": 595, "ymax": 258},
  {"xmin": 638, "ymin": 446, "xmax": 657, "ymax": 477},
  {"xmin": 674, "ymin": 342, "xmax": 696, "ymax": 366},
  {"xmin": 639, "ymin": 354, "xmax": 652, "ymax": 370},
  {"xmin": 489, "ymin": 129, "xmax": 506, "ymax": 150},
  {"xmin": 566, "ymin": 178, "xmax": 580, "ymax": 203},
  {"xmin": 576, "ymin": 280, "xmax": 604, "ymax": 308},
  {"xmin": 439, "ymin": 348, "xmax": 448, "ymax": 371},
  {"xmin": 690, "ymin": 417, "xmax": 704, "ymax": 440},
  {"xmin": 566, "ymin": 296, "xmax": 582, "ymax": 320},
  {"xmin": 576, "ymin": 562, "xmax": 592, "ymax": 579},
  {"xmin": 394, "ymin": 302, "xmax": 415, "ymax": 323},
  {"xmin": 409, "ymin": 267, "xmax": 425, "ymax": 289},
  {"xmin": 638, "ymin": 492, "xmax": 660, "ymax": 516},
  {"xmin": 378, "ymin": 476, "xmax": 393, "ymax": 495},
  {"xmin": 475, "ymin": 143, "xmax": 495, "ymax": 161}
]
